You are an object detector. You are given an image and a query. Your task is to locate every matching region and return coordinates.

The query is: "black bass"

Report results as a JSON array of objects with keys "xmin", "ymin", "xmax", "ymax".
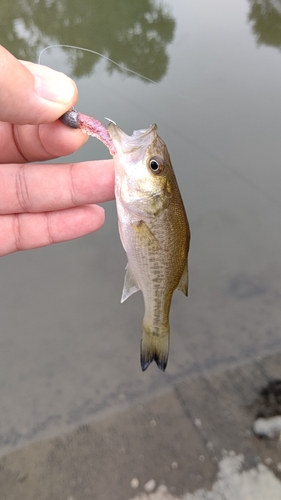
[{"xmin": 108, "ymin": 123, "xmax": 190, "ymax": 372}]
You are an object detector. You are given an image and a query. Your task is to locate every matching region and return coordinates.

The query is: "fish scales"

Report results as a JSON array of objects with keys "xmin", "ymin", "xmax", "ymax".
[{"xmin": 108, "ymin": 122, "xmax": 190, "ymax": 372}]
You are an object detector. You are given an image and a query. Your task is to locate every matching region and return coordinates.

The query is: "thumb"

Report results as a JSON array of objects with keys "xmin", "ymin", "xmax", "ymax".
[{"xmin": 0, "ymin": 45, "xmax": 78, "ymax": 125}]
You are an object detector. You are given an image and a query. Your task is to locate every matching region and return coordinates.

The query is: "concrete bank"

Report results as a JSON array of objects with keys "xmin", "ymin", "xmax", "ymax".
[{"xmin": 1, "ymin": 352, "xmax": 281, "ymax": 499}]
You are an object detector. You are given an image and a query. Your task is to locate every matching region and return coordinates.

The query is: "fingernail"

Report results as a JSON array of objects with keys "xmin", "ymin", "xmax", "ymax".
[{"xmin": 35, "ymin": 71, "xmax": 76, "ymax": 104}]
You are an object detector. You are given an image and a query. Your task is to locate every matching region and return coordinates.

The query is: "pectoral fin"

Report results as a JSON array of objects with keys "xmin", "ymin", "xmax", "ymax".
[
  {"xmin": 132, "ymin": 220, "xmax": 160, "ymax": 251},
  {"xmin": 121, "ymin": 264, "xmax": 140, "ymax": 303},
  {"xmin": 177, "ymin": 262, "xmax": 188, "ymax": 296}
]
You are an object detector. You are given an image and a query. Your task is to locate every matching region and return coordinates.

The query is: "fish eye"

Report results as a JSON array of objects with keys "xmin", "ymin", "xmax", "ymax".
[{"xmin": 149, "ymin": 157, "xmax": 164, "ymax": 174}]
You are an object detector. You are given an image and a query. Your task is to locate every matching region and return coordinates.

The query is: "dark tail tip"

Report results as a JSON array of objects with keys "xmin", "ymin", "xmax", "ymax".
[
  {"xmin": 141, "ymin": 357, "xmax": 153, "ymax": 372},
  {"xmin": 140, "ymin": 349, "xmax": 168, "ymax": 372},
  {"xmin": 140, "ymin": 332, "xmax": 169, "ymax": 372},
  {"xmin": 155, "ymin": 354, "xmax": 168, "ymax": 372}
]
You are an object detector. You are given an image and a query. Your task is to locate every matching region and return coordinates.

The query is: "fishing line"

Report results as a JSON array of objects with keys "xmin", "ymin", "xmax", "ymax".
[
  {"xmin": 39, "ymin": 44, "xmax": 166, "ymax": 85},
  {"xmin": 38, "ymin": 44, "xmax": 281, "ymax": 210},
  {"xmin": 38, "ymin": 44, "xmax": 196, "ymax": 104}
]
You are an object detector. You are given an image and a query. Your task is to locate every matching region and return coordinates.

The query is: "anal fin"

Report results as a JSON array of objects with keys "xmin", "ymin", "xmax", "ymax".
[{"xmin": 121, "ymin": 264, "xmax": 140, "ymax": 303}]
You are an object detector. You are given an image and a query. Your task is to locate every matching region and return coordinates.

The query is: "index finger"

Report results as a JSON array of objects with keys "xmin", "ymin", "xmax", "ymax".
[{"xmin": 0, "ymin": 160, "xmax": 115, "ymax": 214}]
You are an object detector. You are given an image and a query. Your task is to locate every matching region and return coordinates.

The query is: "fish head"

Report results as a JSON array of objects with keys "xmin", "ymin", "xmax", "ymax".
[{"xmin": 108, "ymin": 123, "xmax": 176, "ymax": 217}]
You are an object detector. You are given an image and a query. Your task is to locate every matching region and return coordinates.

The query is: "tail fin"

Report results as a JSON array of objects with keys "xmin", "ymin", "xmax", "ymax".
[{"xmin": 140, "ymin": 324, "xmax": 170, "ymax": 372}]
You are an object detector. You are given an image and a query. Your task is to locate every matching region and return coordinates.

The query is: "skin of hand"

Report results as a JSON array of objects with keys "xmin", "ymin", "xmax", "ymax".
[{"xmin": 0, "ymin": 45, "xmax": 115, "ymax": 256}]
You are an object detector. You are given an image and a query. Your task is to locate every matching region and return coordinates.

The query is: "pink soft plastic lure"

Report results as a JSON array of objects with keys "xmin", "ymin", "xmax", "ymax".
[{"xmin": 60, "ymin": 108, "xmax": 117, "ymax": 155}]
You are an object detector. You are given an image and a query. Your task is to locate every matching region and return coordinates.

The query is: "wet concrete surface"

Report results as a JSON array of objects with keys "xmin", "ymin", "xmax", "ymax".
[{"xmin": 1, "ymin": 351, "xmax": 281, "ymax": 500}]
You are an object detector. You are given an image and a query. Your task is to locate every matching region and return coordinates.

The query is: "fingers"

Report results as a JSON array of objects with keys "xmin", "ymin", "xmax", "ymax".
[
  {"xmin": 0, "ymin": 205, "xmax": 105, "ymax": 256},
  {"xmin": 0, "ymin": 46, "xmax": 77, "ymax": 125},
  {"xmin": 0, "ymin": 47, "xmax": 115, "ymax": 256},
  {"xmin": 0, "ymin": 120, "xmax": 89, "ymax": 163},
  {"xmin": 0, "ymin": 160, "xmax": 115, "ymax": 214}
]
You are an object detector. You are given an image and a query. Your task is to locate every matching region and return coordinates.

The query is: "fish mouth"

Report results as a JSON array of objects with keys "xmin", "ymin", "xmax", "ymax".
[{"xmin": 108, "ymin": 123, "xmax": 158, "ymax": 155}]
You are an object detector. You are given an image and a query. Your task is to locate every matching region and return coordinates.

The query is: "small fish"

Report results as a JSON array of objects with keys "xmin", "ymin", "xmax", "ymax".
[
  {"xmin": 108, "ymin": 123, "xmax": 190, "ymax": 371},
  {"xmin": 60, "ymin": 110, "xmax": 190, "ymax": 371}
]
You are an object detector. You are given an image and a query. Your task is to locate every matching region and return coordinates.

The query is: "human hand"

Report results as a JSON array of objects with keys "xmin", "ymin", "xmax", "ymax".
[{"xmin": 0, "ymin": 46, "xmax": 115, "ymax": 256}]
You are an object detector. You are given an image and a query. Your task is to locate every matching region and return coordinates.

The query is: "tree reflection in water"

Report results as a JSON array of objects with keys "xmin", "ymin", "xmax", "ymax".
[
  {"xmin": 248, "ymin": 0, "xmax": 281, "ymax": 48},
  {"xmin": 0, "ymin": 0, "xmax": 175, "ymax": 82}
]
